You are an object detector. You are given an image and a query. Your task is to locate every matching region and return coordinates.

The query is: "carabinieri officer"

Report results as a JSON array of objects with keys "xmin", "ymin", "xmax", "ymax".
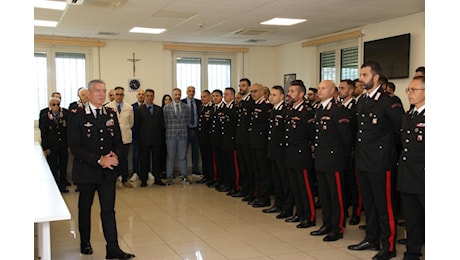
[{"xmin": 68, "ymin": 79, "xmax": 135, "ymax": 259}]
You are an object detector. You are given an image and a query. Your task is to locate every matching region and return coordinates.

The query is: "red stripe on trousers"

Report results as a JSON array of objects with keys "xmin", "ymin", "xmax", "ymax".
[
  {"xmin": 233, "ymin": 150, "xmax": 240, "ymax": 190},
  {"xmin": 386, "ymin": 170, "xmax": 396, "ymax": 252},
  {"xmin": 335, "ymin": 171, "xmax": 345, "ymax": 234},
  {"xmin": 355, "ymin": 167, "xmax": 363, "ymax": 216},
  {"xmin": 303, "ymin": 169, "xmax": 316, "ymax": 222},
  {"xmin": 212, "ymin": 149, "xmax": 217, "ymax": 182}
]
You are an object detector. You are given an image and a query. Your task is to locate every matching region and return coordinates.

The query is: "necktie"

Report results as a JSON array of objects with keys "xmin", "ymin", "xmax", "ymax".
[
  {"xmin": 117, "ymin": 104, "xmax": 121, "ymax": 113},
  {"xmin": 53, "ymin": 113, "xmax": 59, "ymax": 123},
  {"xmin": 175, "ymin": 104, "xmax": 180, "ymax": 116},
  {"xmin": 412, "ymin": 110, "xmax": 419, "ymax": 119},
  {"xmin": 96, "ymin": 108, "xmax": 101, "ymax": 119},
  {"xmin": 148, "ymin": 106, "xmax": 153, "ymax": 115},
  {"xmin": 190, "ymin": 100, "xmax": 195, "ymax": 125}
]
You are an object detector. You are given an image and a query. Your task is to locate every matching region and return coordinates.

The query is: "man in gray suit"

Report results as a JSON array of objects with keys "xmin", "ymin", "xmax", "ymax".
[{"xmin": 163, "ymin": 88, "xmax": 191, "ymax": 185}]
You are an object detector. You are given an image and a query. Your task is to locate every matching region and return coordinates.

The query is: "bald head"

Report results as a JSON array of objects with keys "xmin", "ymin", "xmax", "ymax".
[{"xmin": 317, "ymin": 80, "xmax": 336, "ymax": 102}]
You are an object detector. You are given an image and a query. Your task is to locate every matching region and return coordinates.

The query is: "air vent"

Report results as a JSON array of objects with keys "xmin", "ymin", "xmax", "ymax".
[
  {"xmin": 68, "ymin": 0, "xmax": 126, "ymax": 8},
  {"xmin": 98, "ymin": 31, "xmax": 119, "ymax": 36},
  {"xmin": 245, "ymin": 39, "xmax": 267, "ymax": 43},
  {"xmin": 224, "ymin": 28, "xmax": 272, "ymax": 38}
]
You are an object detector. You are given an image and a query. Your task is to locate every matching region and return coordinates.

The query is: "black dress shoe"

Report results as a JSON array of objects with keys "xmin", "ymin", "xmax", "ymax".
[
  {"xmin": 285, "ymin": 215, "xmax": 301, "ymax": 223},
  {"xmin": 154, "ymin": 181, "xmax": 166, "ymax": 186},
  {"xmin": 242, "ymin": 195, "xmax": 254, "ymax": 202},
  {"xmin": 323, "ymin": 232, "xmax": 343, "ymax": 242},
  {"xmin": 296, "ymin": 220, "xmax": 316, "ymax": 229},
  {"xmin": 253, "ymin": 200, "xmax": 270, "ymax": 208},
  {"xmin": 66, "ymin": 181, "xmax": 72, "ymax": 186},
  {"xmin": 359, "ymin": 224, "xmax": 367, "ymax": 230},
  {"xmin": 60, "ymin": 188, "xmax": 69, "ymax": 193},
  {"xmin": 310, "ymin": 226, "xmax": 330, "ymax": 236},
  {"xmin": 140, "ymin": 182, "xmax": 148, "ymax": 187},
  {"xmin": 372, "ymin": 250, "xmax": 396, "ymax": 260},
  {"xmin": 80, "ymin": 242, "xmax": 93, "ymax": 255},
  {"xmin": 349, "ymin": 216, "xmax": 360, "ymax": 225},
  {"xmin": 262, "ymin": 206, "xmax": 280, "ymax": 213},
  {"xmin": 276, "ymin": 212, "xmax": 292, "ymax": 219},
  {"xmin": 231, "ymin": 191, "xmax": 246, "ymax": 198},
  {"xmin": 106, "ymin": 248, "xmax": 135, "ymax": 259},
  {"xmin": 348, "ymin": 240, "xmax": 380, "ymax": 251}
]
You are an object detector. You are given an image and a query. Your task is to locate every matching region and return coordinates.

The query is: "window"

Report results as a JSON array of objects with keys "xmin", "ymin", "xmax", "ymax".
[
  {"xmin": 319, "ymin": 41, "xmax": 359, "ymax": 82},
  {"xmin": 34, "ymin": 47, "xmax": 89, "ymax": 120},
  {"xmin": 173, "ymin": 52, "xmax": 235, "ymax": 97}
]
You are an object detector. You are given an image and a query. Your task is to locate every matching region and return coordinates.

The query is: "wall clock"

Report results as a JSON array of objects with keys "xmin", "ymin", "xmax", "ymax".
[{"xmin": 129, "ymin": 79, "xmax": 141, "ymax": 91}]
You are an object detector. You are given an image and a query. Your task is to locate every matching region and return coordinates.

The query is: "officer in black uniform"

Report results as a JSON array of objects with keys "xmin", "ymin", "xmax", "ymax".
[
  {"xmin": 209, "ymin": 89, "xmax": 226, "ymax": 188},
  {"xmin": 265, "ymin": 85, "xmax": 294, "ymax": 219},
  {"xmin": 39, "ymin": 96, "xmax": 69, "ymax": 193},
  {"xmin": 218, "ymin": 87, "xmax": 239, "ymax": 194},
  {"xmin": 397, "ymin": 76, "xmax": 425, "ymax": 260},
  {"xmin": 284, "ymin": 80, "xmax": 316, "ymax": 229},
  {"xmin": 68, "ymin": 79, "xmax": 135, "ymax": 259},
  {"xmin": 310, "ymin": 80, "xmax": 352, "ymax": 242},
  {"xmin": 235, "ymin": 78, "xmax": 255, "ymax": 199},
  {"xmin": 197, "ymin": 90, "xmax": 214, "ymax": 184},
  {"xmin": 347, "ymin": 61, "xmax": 404, "ymax": 260},
  {"xmin": 338, "ymin": 79, "xmax": 363, "ymax": 225},
  {"xmin": 248, "ymin": 83, "xmax": 273, "ymax": 208}
]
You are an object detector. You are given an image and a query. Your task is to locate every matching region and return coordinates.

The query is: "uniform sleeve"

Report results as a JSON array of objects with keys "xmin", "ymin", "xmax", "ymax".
[
  {"xmin": 387, "ymin": 98, "xmax": 405, "ymax": 152},
  {"xmin": 39, "ymin": 113, "xmax": 50, "ymax": 150}
]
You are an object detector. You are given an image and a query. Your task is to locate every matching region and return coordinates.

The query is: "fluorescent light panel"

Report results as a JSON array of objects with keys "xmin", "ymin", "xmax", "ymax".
[
  {"xmin": 34, "ymin": 19, "xmax": 59, "ymax": 27},
  {"xmin": 261, "ymin": 18, "xmax": 306, "ymax": 26},
  {"xmin": 34, "ymin": 0, "xmax": 67, "ymax": 10},
  {"xmin": 129, "ymin": 27, "xmax": 166, "ymax": 34}
]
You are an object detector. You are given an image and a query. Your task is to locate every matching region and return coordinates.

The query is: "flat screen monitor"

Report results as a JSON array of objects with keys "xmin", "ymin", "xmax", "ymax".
[{"xmin": 363, "ymin": 33, "xmax": 410, "ymax": 79}]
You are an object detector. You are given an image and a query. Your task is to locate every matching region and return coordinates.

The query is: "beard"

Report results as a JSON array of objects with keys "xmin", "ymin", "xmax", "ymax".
[{"xmin": 362, "ymin": 79, "xmax": 374, "ymax": 90}]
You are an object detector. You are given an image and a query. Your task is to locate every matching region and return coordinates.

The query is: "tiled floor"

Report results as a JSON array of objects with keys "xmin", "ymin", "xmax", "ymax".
[{"xmin": 35, "ymin": 175, "xmax": 424, "ymax": 260}]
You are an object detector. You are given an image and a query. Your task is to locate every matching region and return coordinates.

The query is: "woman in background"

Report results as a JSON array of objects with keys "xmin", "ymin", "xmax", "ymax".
[{"xmin": 160, "ymin": 94, "xmax": 172, "ymax": 177}]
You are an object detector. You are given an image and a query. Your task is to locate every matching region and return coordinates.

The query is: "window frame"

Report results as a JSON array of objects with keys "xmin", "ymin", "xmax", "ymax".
[
  {"xmin": 172, "ymin": 51, "xmax": 237, "ymax": 98},
  {"xmin": 317, "ymin": 39, "xmax": 360, "ymax": 83},
  {"xmin": 34, "ymin": 45, "xmax": 92, "ymax": 121}
]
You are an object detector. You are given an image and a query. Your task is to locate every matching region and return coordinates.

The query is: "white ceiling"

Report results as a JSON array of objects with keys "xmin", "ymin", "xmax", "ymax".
[{"xmin": 34, "ymin": 0, "xmax": 425, "ymax": 47}]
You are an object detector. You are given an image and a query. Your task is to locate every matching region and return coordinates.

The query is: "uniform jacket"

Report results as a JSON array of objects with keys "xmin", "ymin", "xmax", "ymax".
[
  {"xmin": 105, "ymin": 101, "xmax": 134, "ymax": 144},
  {"xmin": 39, "ymin": 108, "xmax": 69, "ymax": 151},
  {"xmin": 131, "ymin": 102, "xmax": 143, "ymax": 141},
  {"xmin": 397, "ymin": 108, "xmax": 425, "ymax": 195},
  {"xmin": 68, "ymin": 105, "xmax": 122, "ymax": 184},
  {"xmin": 284, "ymin": 100, "xmax": 315, "ymax": 169},
  {"xmin": 355, "ymin": 87, "xmax": 404, "ymax": 172},
  {"xmin": 249, "ymin": 98, "xmax": 273, "ymax": 150},
  {"xmin": 236, "ymin": 94, "xmax": 255, "ymax": 145},
  {"xmin": 163, "ymin": 101, "xmax": 190, "ymax": 140},
  {"xmin": 211, "ymin": 102, "xmax": 225, "ymax": 147},
  {"xmin": 135, "ymin": 103, "xmax": 165, "ymax": 146},
  {"xmin": 313, "ymin": 100, "xmax": 352, "ymax": 172},
  {"xmin": 197, "ymin": 101, "xmax": 213, "ymax": 146},
  {"xmin": 267, "ymin": 102, "xmax": 287, "ymax": 160},
  {"xmin": 221, "ymin": 101, "xmax": 237, "ymax": 151}
]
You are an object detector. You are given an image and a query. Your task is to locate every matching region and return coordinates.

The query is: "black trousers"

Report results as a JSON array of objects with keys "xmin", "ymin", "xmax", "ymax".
[
  {"xmin": 236, "ymin": 143, "xmax": 252, "ymax": 196},
  {"xmin": 317, "ymin": 170, "xmax": 346, "ymax": 234},
  {"xmin": 46, "ymin": 147, "xmax": 68, "ymax": 190},
  {"xmin": 211, "ymin": 146, "xmax": 224, "ymax": 183},
  {"xmin": 139, "ymin": 144, "xmax": 162, "ymax": 183},
  {"xmin": 221, "ymin": 149, "xmax": 238, "ymax": 188},
  {"xmin": 271, "ymin": 158, "xmax": 293, "ymax": 213},
  {"xmin": 358, "ymin": 170, "xmax": 397, "ymax": 253},
  {"xmin": 287, "ymin": 168, "xmax": 316, "ymax": 222},
  {"xmin": 199, "ymin": 143, "xmax": 213, "ymax": 181},
  {"xmin": 117, "ymin": 143, "xmax": 130, "ymax": 182},
  {"xmin": 78, "ymin": 182, "xmax": 119, "ymax": 250},
  {"xmin": 250, "ymin": 148, "xmax": 272, "ymax": 202},
  {"xmin": 344, "ymin": 166, "xmax": 363, "ymax": 218},
  {"xmin": 400, "ymin": 192, "xmax": 424, "ymax": 258}
]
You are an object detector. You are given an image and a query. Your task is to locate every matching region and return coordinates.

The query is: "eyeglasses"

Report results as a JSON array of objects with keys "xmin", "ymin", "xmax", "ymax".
[
  {"xmin": 250, "ymin": 90, "xmax": 258, "ymax": 93},
  {"xmin": 51, "ymin": 103, "xmax": 60, "ymax": 106},
  {"xmin": 405, "ymin": 88, "xmax": 425, "ymax": 93}
]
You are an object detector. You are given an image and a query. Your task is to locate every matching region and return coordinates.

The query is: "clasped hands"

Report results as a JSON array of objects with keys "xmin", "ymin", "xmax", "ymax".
[{"xmin": 98, "ymin": 151, "xmax": 119, "ymax": 170}]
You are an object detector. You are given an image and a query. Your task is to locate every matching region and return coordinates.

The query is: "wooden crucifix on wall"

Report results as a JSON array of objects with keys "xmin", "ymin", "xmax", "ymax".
[{"xmin": 127, "ymin": 52, "xmax": 141, "ymax": 77}]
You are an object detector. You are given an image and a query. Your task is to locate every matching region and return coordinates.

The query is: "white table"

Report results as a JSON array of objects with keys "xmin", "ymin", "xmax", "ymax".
[{"xmin": 33, "ymin": 143, "xmax": 71, "ymax": 260}]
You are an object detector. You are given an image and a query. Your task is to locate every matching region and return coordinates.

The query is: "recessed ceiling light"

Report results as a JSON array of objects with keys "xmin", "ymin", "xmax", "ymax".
[
  {"xmin": 260, "ymin": 18, "xmax": 306, "ymax": 26},
  {"xmin": 129, "ymin": 27, "xmax": 166, "ymax": 34},
  {"xmin": 34, "ymin": 19, "xmax": 58, "ymax": 27},
  {"xmin": 34, "ymin": 0, "xmax": 67, "ymax": 10}
]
